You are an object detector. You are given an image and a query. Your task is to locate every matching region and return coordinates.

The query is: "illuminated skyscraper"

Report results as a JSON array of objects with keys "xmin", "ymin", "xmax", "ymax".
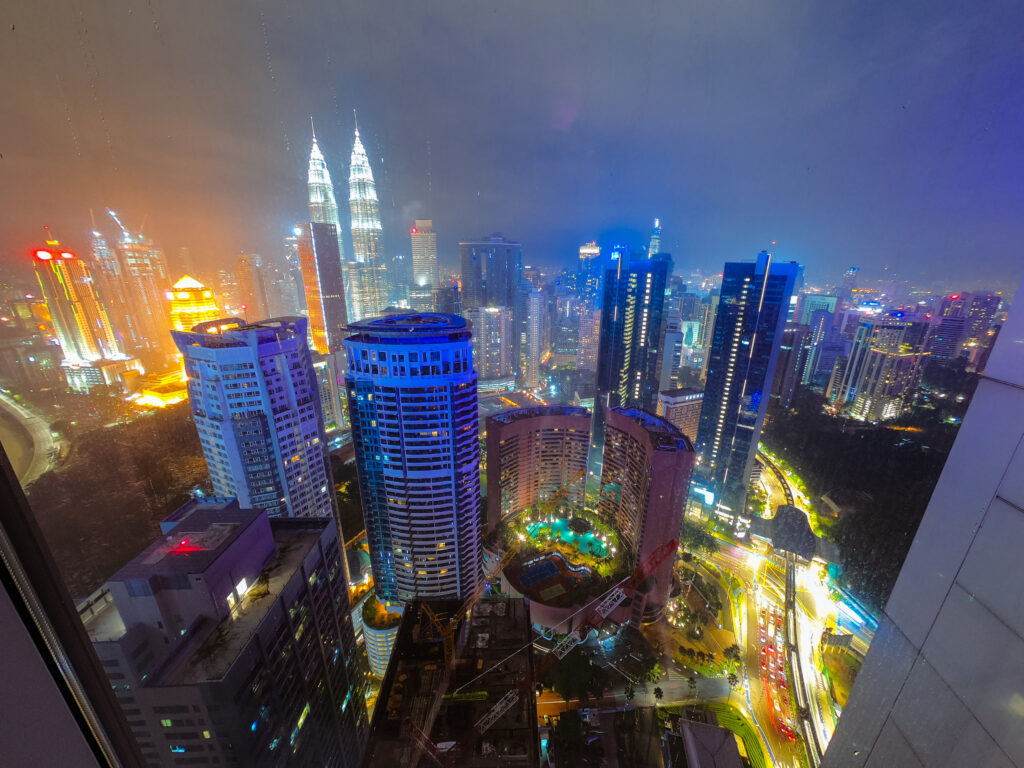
[
  {"xmin": 459, "ymin": 234, "xmax": 522, "ymax": 312},
  {"xmin": 409, "ymin": 220, "xmax": 437, "ymax": 312},
  {"xmin": 32, "ymin": 244, "xmax": 120, "ymax": 362},
  {"xmin": 307, "ymin": 127, "xmax": 350, "ymax": 311},
  {"xmin": 116, "ymin": 237, "xmax": 172, "ymax": 358},
  {"xmin": 343, "ymin": 314, "xmax": 482, "ymax": 603},
  {"xmin": 173, "ymin": 317, "xmax": 338, "ymax": 521},
  {"xmin": 648, "ymin": 217, "xmax": 663, "ymax": 256},
  {"xmin": 348, "ymin": 122, "xmax": 387, "ymax": 321},
  {"xmin": 578, "ymin": 241, "xmax": 602, "ymax": 309},
  {"xmin": 235, "ymin": 252, "xmax": 265, "ymax": 320},
  {"xmin": 599, "ymin": 407, "xmax": 694, "ymax": 621},
  {"xmin": 297, "ymin": 222, "xmax": 350, "ymax": 354},
  {"xmin": 696, "ymin": 251, "xmax": 799, "ymax": 507},
  {"xmin": 166, "ymin": 276, "xmax": 221, "ymax": 333},
  {"xmin": 465, "ymin": 305, "xmax": 515, "ymax": 388}
]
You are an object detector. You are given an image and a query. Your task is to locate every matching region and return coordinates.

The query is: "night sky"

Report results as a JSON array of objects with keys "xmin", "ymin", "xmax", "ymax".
[{"xmin": 2, "ymin": 1, "xmax": 1023, "ymax": 290}]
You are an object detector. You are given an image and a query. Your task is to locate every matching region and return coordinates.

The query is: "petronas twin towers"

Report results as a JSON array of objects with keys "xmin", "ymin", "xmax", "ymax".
[{"xmin": 306, "ymin": 118, "xmax": 387, "ymax": 322}]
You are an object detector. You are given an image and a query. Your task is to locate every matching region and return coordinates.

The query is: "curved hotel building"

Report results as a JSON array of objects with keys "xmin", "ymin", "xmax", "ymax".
[
  {"xmin": 485, "ymin": 405, "xmax": 590, "ymax": 534},
  {"xmin": 599, "ymin": 406, "xmax": 695, "ymax": 621},
  {"xmin": 343, "ymin": 314, "xmax": 482, "ymax": 602}
]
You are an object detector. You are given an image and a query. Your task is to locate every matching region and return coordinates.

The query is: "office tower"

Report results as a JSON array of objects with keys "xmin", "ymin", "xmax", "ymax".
[
  {"xmin": 308, "ymin": 127, "xmax": 347, "ymax": 255},
  {"xmin": 485, "ymin": 405, "xmax": 590, "ymax": 533},
  {"xmin": 820, "ymin": 286, "xmax": 1024, "ymax": 767},
  {"xmin": 578, "ymin": 241, "xmax": 602, "ymax": 309},
  {"xmin": 298, "ymin": 222, "xmax": 350, "ymax": 354},
  {"xmin": 648, "ymin": 217, "xmax": 663, "ymax": 255},
  {"xmin": 829, "ymin": 318, "xmax": 928, "ymax": 421},
  {"xmin": 84, "ymin": 498, "xmax": 366, "ymax": 768},
  {"xmin": 235, "ymin": 252, "xmax": 266, "ymax": 320},
  {"xmin": 577, "ymin": 308, "xmax": 601, "ymax": 373},
  {"xmin": 363, "ymin": 597, "xmax": 538, "ymax": 766},
  {"xmin": 696, "ymin": 251, "xmax": 798, "ymax": 507},
  {"xmin": 458, "ymin": 234, "xmax": 523, "ymax": 312},
  {"xmin": 797, "ymin": 294, "xmax": 838, "ymax": 325},
  {"xmin": 89, "ymin": 227, "xmax": 133, "ymax": 352},
  {"xmin": 434, "ymin": 280, "xmax": 461, "ymax": 315},
  {"xmin": 926, "ymin": 315, "xmax": 968, "ymax": 361},
  {"xmin": 771, "ymin": 322, "xmax": 811, "ymax": 409},
  {"xmin": 284, "ymin": 227, "xmax": 307, "ymax": 313},
  {"xmin": 348, "ymin": 123, "xmax": 387, "ymax": 321},
  {"xmin": 549, "ymin": 295, "xmax": 580, "ymax": 366},
  {"xmin": 594, "ymin": 251, "xmax": 670, "ymax": 414},
  {"xmin": 832, "ymin": 318, "xmax": 928, "ymax": 417},
  {"xmin": 465, "ymin": 305, "xmax": 515, "ymax": 389},
  {"xmin": 409, "ymin": 220, "xmax": 438, "ymax": 312},
  {"xmin": 599, "ymin": 407, "xmax": 695, "ymax": 620},
  {"xmin": 966, "ymin": 293, "xmax": 1001, "ymax": 342},
  {"xmin": 656, "ymin": 388, "xmax": 704, "ymax": 442},
  {"xmin": 520, "ymin": 286, "xmax": 543, "ymax": 388},
  {"xmin": 313, "ymin": 353, "xmax": 345, "ymax": 434},
  {"xmin": 258, "ymin": 254, "xmax": 303, "ymax": 318},
  {"xmin": 33, "ymin": 244, "xmax": 120, "ymax": 363},
  {"xmin": 840, "ymin": 266, "xmax": 860, "ymax": 307},
  {"xmin": 109, "ymin": 215, "xmax": 173, "ymax": 360},
  {"xmin": 343, "ymin": 314, "xmax": 482, "ymax": 603},
  {"xmin": 173, "ymin": 317, "xmax": 337, "ymax": 519},
  {"xmin": 166, "ymin": 276, "xmax": 220, "ymax": 333}
]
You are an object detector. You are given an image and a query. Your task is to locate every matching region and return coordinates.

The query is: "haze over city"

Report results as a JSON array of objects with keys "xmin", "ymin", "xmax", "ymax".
[{"xmin": 3, "ymin": 1, "xmax": 1024, "ymax": 287}]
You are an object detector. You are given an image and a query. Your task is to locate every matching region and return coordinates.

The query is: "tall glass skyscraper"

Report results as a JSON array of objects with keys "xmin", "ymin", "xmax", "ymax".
[
  {"xmin": 409, "ymin": 219, "xmax": 437, "ymax": 312},
  {"xmin": 33, "ymin": 244, "xmax": 120, "ymax": 363},
  {"xmin": 696, "ymin": 251, "xmax": 799, "ymax": 507},
  {"xmin": 348, "ymin": 123, "xmax": 387, "ymax": 321},
  {"xmin": 173, "ymin": 317, "xmax": 338, "ymax": 521},
  {"xmin": 307, "ymin": 128, "xmax": 351, "ymax": 312},
  {"xmin": 458, "ymin": 234, "xmax": 522, "ymax": 312},
  {"xmin": 297, "ymin": 222, "xmax": 350, "ymax": 354},
  {"xmin": 343, "ymin": 314, "xmax": 482, "ymax": 603}
]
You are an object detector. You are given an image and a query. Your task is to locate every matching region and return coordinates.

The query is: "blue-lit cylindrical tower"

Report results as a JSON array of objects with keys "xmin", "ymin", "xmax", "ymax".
[{"xmin": 343, "ymin": 313, "xmax": 482, "ymax": 602}]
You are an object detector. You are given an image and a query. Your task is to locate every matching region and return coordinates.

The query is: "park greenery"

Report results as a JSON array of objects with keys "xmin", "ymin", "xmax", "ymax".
[
  {"xmin": 27, "ymin": 402, "xmax": 209, "ymax": 597},
  {"xmin": 763, "ymin": 384, "xmax": 968, "ymax": 609}
]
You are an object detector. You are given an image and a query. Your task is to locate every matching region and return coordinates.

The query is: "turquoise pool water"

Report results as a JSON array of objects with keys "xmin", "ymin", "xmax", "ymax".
[{"xmin": 526, "ymin": 518, "xmax": 610, "ymax": 558}]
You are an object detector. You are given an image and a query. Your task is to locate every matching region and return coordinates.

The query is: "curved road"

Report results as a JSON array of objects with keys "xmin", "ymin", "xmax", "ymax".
[{"xmin": 0, "ymin": 392, "xmax": 55, "ymax": 487}]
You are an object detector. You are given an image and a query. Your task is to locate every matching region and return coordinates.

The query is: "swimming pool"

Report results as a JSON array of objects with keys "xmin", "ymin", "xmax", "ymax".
[{"xmin": 526, "ymin": 518, "xmax": 610, "ymax": 559}]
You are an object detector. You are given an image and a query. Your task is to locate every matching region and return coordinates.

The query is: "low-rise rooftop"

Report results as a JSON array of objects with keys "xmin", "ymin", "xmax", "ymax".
[{"xmin": 487, "ymin": 404, "xmax": 590, "ymax": 425}]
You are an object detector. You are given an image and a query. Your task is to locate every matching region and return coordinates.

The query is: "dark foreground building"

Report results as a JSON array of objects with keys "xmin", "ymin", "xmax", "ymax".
[
  {"xmin": 362, "ymin": 596, "xmax": 539, "ymax": 767},
  {"xmin": 82, "ymin": 498, "xmax": 367, "ymax": 767}
]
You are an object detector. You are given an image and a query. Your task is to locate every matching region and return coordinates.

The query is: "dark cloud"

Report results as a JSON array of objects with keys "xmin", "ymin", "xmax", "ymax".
[{"xmin": 2, "ymin": 0, "xmax": 1023, "ymax": 289}]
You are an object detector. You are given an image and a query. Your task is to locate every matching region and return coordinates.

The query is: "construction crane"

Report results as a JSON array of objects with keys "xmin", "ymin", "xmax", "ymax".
[
  {"xmin": 407, "ymin": 536, "xmax": 680, "ymax": 766},
  {"xmin": 106, "ymin": 209, "xmax": 133, "ymax": 243},
  {"xmin": 552, "ymin": 537, "xmax": 679, "ymax": 659},
  {"xmin": 421, "ymin": 543, "xmax": 521, "ymax": 669}
]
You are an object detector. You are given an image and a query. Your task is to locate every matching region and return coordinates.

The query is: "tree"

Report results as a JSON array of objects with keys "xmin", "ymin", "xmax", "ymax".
[
  {"xmin": 687, "ymin": 676, "xmax": 698, "ymax": 695},
  {"xmin": 723, "ymin": 644, "xmax": 743, "ymax": 662},
  {"xmin": 624, "ymin": 683, "xmax": 635, "ymax": 702},
  {"xmin": 653, "ymin": 687, "xmax": 664, "ymax": 703},
  {"xmin": 544, "ymin": 648, "xmax": 609, "ymax": 703},
  {"xmin": 727, "ymin": 673, "xmax": 740, "ymax": 688},
  {"xmin": 679, "ymin": 519, "xmax": 719, "ymax": 554}
]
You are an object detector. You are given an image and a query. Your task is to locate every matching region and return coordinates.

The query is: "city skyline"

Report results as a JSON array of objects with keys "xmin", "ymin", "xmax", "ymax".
[{"xmin": 3, "ymin": 3, "xmax": 1023, "ymax": 289}]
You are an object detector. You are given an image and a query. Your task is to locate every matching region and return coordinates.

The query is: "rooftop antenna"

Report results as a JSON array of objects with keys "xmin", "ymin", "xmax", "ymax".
[
  {"xmin": 310, "ymin": 115, "xmax": 316, "ymax": 140},
  {"xmin": 353, "ymin": 108, "xmax": 359, "ymax": 134}
]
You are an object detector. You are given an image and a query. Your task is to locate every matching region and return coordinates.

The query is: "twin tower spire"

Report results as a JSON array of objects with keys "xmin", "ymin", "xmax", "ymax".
[{"xmin": 306, "ymin": 112, "xmax": 386, "ymax": 321}]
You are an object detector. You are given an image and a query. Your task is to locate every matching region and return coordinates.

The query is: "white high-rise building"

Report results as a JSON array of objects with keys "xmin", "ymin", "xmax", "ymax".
[
  {"xmin": 307, "ymin": 127, "xmax": 351, "ymax": 315},
  {"xmin": 348, "ymin": 121, "xmax": 387, "ymax": 321},
  {"xmin": 465, "ymin": 305, "xmax": 515, "ymax": 388},
  {"xmin": 410, "ymin": 219, "xmax": 438, "ymax": 313},
  {"xmin": 343, "ymin": 313, "xmax": 482, "ymax": 603},
  {"xmin": 172, "ymin": 317, "xmax": 337, "ymax": 519}
]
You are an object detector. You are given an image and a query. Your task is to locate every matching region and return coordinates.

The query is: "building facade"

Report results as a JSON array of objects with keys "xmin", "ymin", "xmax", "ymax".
[
  {"xmin": 343, "ymin": 313, "xmax": 482, "ymax": 603},
  {"xmin": 167, "ymin": 276, "xmax": 221, "ymax": 333},
  {"xmin": 465, "ymin": 305, "xmax": 516, "ymax": 388},
  {"xmin": 298, "ymin": 222, "xmax": 350, "ymax": 354},
  {"xmin": 458, "ymin": 234, "xmax": 522, "ymax": 312},
  {"xmin": 307, "ymin": 128, "xmax": 348, "ymax": 316},
  {"xmin": 656, "ymin": 388, "xmax": 704, "ymax": 442},
  {"xmin": 173, "ymin": 317, "xmax": 337, "ymax": 519},
  {"xmin": 695, "ymin": 251, "xmax": 798, "ymax": 507},
  {"xmin": 409, "ymin": 220, "xmax": 438, "ymax": 312},
  {"xmin": 348, "ymin": 125, "xmax": 387, "ymax": 321},
  {"xmin": 484, "ymin": 405, "xmax": 590, "ymax": 534},
  {"xmin": 599, "ymin": 407, "xmax": 695, "ymax": 621},
  {"xmin": 33, "ymin": 244, "xmax": 120, "ymax": 363},
  {"xmin": 83, "ymin": 498, "xmax": 366, "ymax": 768}
]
